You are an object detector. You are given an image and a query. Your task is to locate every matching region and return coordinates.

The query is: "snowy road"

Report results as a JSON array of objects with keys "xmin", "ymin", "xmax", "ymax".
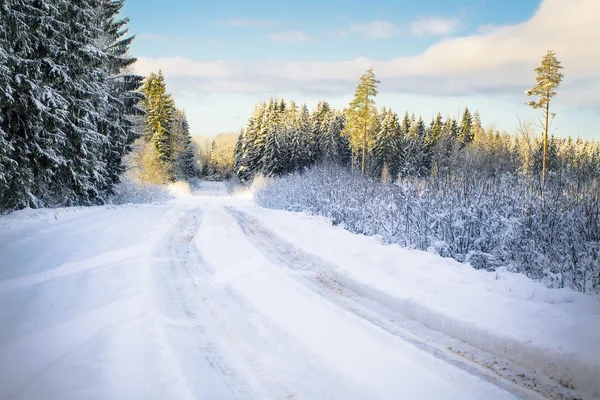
[{"xmin": 0, "ymin": 186, "xmax": 581, "ymax": 399}]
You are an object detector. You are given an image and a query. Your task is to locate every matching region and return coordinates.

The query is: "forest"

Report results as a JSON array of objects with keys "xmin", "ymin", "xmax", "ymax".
[
  {"xmin": 0, "ymin": 0, "xmax": 197, "ymax": 211},
  {"xmin": 236, "ymin": 66, "xmax": 600, "ymax": 295},
  {"xmin": 1, "ymin": 1, "xmax": 598, "ymax": 294}
]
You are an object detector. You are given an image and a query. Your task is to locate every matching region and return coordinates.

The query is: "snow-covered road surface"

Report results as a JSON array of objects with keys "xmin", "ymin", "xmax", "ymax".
[{"xmin": 0, "ymin": 184, "xmax": 597, "ymax": 399}]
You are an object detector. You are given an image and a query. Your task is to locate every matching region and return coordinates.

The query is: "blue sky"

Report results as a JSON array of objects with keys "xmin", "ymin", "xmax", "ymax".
[{"xmin": 122, "ymin": 0, "xmax": 600, "ymax": 139}]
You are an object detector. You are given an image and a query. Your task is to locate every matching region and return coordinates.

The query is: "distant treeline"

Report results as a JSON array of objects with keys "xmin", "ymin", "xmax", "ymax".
[{"xmin": 235, "ymin": 98, "xmax": 600, "ymax": 189}]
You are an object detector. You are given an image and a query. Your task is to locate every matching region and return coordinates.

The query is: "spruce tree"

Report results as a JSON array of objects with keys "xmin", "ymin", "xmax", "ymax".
[
  {"xmin": 237, "ymin": 102, "xmax": 265, "ymax": 180},
  {"xmin": 263, "ymin": 127, "xmax": 284, "ymax": 176},
  {"xmin": 170, "ymin": 109, "xmax": 196, "ymax": 180},
  {"xmin": 472, "ymin": 110, "xmax": 484, "ymax": 142},
  {"xmin": 141, "ymin": 70, "xmax": 175, "ymax": 180},
  {"xmin": 403, "ymin": 116, "xmax": 427, "ymax": 177},
  {"xmin": 459, "ymin": 107, "xmax": 473, "ymax": 147},
  {"xmin": 401, "ymin": 111, "xmax": 412, "ymax": 138},
  {"xmin": 373, "ymin": 108, "xmax": 402, "ymax": 181},
  {"xmin": 311, "ymin": 101, "xmax": 332, "ymax": 163},
  {"xmin": 0, "ymin": 0, "xmax": 69, "ymax": 208},
  {"xmin": 99, "ymin": 0, "xmax": 144, "ymax": 191}
]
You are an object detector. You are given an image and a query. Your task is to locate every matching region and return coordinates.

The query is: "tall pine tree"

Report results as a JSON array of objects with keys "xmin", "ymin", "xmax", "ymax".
[{"xmin": 344, "ymin": 68, "xmax": 380, "ymax": 175}]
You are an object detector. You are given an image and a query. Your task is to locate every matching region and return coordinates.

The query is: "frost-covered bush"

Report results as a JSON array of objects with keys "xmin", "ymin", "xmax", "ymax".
[
  {"xmin": 109, "ymin": 175, "xmax": 172, "ymax": 205},
  {"xmin": 256, "ymin": 164, "xmax": 600, "ymax": 295},
  {"xmin": 168, "ymin": 181, "xmax": 193, "ymax": 197}
]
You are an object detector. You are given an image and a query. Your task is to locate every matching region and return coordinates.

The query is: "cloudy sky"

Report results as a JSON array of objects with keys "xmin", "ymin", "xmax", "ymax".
[{"xmin": 123, "ymin": 0, "xmax": 600, "ymax": 139}]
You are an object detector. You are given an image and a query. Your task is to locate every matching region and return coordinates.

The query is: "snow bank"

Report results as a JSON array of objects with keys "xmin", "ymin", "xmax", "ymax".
[
  {"xmin": 0, "ymin": 206, "xmax": 98, "ymax": 231},
  {"xmin": 167, "ymin": 181, "xmax": 193, "ymax": 197},
  {"xmin": 240, "ymin": 205, "xmax": 600, "ymax": 398},
  {"xmin": 231, "ymin": 175, "xmax": 272, "ymax": 200}
]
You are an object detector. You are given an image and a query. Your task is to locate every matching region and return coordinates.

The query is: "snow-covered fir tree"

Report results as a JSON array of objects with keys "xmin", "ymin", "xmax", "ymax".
[
  {"xmin": 0, "ymin": 0, "xmax": 139, "ymax": 209},
  {"xmin": 459, "ymin": 107, "xmax": 474, "ymax": 147},
  {"xmin": 373, "ymin": 108, "xmax": 403, "ymax": 181},
  {"xmin": 170, "ymin": 110, "xmax": 197, "ymax": 180},
  {"xmin": 98, "ymin": 0, "xmax": 144, "ymax": 192},
  {"xmin": 0, "ymin": 0, "xmax": 142, "ymax": 211}
]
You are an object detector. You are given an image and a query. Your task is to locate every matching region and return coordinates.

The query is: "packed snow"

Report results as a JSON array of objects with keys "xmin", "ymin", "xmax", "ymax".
[{"xmin": 0, "ymin": 182, "xmax": 598, "ymax": 399}]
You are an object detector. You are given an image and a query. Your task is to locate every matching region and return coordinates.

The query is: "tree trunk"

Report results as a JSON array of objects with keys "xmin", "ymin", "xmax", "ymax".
[
  {"xmin": 542, "ymin": 93, "xmax": 549, "ymax": 189},
  {"xmin": 361, "ymin": 120, "xmax": 367, "ymax": 176}
]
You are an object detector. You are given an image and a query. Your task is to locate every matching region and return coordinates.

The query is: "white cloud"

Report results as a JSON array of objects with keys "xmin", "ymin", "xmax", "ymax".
[
  {"xmin": 134, "ymin": 0, "xmax": 600, "ymax": 109},
  {"xmin": 134, "ymin": 56, "xmax": 236, "ymax": 79},
  {"xmin": 352, "ymin": 20, "xmax": 400, "ymax": 38},
  {"xmin": 224, "ymin": 19, "xmax": 280, "ymax": 28},
  {"xmin": 409, "ymin": 17, "xmax": 461, "ymax": 36},
  {"xmin": 267, "ymin": 30, "xmax": 309, "ymax": 44}
]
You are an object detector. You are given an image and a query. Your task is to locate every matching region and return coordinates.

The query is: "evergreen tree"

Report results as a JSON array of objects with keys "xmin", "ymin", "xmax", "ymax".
[
  {"xmin": 141, "ymin": 70, "xmax": 175, "ymax": 180},
  {"xmin": 344, "ymin": 68, "xmax": 380, "ymax": 175},
  {"xmin": 236, "ymin": 102, "xmax": 265, "ymax": 181},
  {"xmin": 1, "ymin": 1, "xmax": 75, "ymax": 208},
  {"xmin": 0, "ymin": 19, "xmax": 11, "ymax": 189},
  {"xmin": 0, "ymin": 0, "xmax": 143, "ymax": 210},
  {"xmin": 311, "ymin": 101, "xmax": 332, "ymax": 163},
  {"xmin": 373, "ymin": 108, "xmax": 402, "ymax": 181},
  {"xmin": 297, "ymin": 104, "xmax": 312, "ymax": 169},
  {"xmin": 403, "ymin": 116, "xmax": 428, "ymax": 177},
  {"xmin": 401, "ymin": 111, "xmax": 412, "ymax": 138},
  {"xmin": 99, "ymin": 0, "xmax": 144, "ymax": 191},
  {"xmin": 472, "ymin": 110, "xmax": 484, "ymax": 142},
  {"xmin": 459, "ymin": 107, "xmax": 473, "ymax": 147},
  {"xmin": 263, "ymin": 127, "xmax": 285, "ymax": 176},
  {"xmin": 425, "ymin": 113, "xmax": 444, "ymax": 170},
  {"xmin": 57, "ymin": 0, "xmax": 112, "ymax": 205},
  {"xmin": 526, "ymin": 50, "xmax": 564, "ymax": 187},
  {"xmin": 234, "ymin": 129, "xmax": 245, "ymax": 176},
  {"xmin": 170, "ymin": 109, "xmax": 196, "ymax": 180},
  {"xmin": 254, "ymin": 99, "xmax": 278, "ymax": 173}
]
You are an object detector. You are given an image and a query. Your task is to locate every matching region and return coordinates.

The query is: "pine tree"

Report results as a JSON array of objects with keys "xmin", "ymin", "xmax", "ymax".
[
  {"xmin": 459, "ymin": 107, "xmax": 473, "ymax": 147},
  {"xmin": 141, "ymin": 70, "xmax": 175, "ymax": 180},
  {"xmin": 526, "ymin": 50, "xmax": 564, "ymax": 187},
  {"xmin": 344, "ymin": 68, "xmax": 380, "ymax": 175}
]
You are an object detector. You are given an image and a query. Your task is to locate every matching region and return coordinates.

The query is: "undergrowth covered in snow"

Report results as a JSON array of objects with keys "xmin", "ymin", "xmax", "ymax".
[
  {"xmin": 256, "ymin": 165, "xmax": 600, "ymax": 296},
  {"xmin": 109, "ymin": 175, "xmax": 172, "ymax": 205}
]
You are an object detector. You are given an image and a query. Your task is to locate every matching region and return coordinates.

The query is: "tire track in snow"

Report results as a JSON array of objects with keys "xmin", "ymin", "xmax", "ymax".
[
  {"xmin": 145, "ymin": 207, "xmax": 257, "ymax": 400},
  {"xmin": 172, "ymin": 208, "xmax": 308, "ymax": 400},
  {"xmin": 227, "ymin": 207, "xmax": 574, "ymax": 400}
]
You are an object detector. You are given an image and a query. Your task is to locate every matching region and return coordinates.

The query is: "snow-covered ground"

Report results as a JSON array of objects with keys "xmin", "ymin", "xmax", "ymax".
[{"xmin": 0, "ymin": 183, "xmax": 598, "ymax": 399}]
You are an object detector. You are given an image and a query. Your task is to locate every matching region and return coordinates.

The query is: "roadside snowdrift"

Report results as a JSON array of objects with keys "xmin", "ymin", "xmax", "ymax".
[{"xmin": 239, "ymin": 205, "xmax": 600, "ymax": 398}]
